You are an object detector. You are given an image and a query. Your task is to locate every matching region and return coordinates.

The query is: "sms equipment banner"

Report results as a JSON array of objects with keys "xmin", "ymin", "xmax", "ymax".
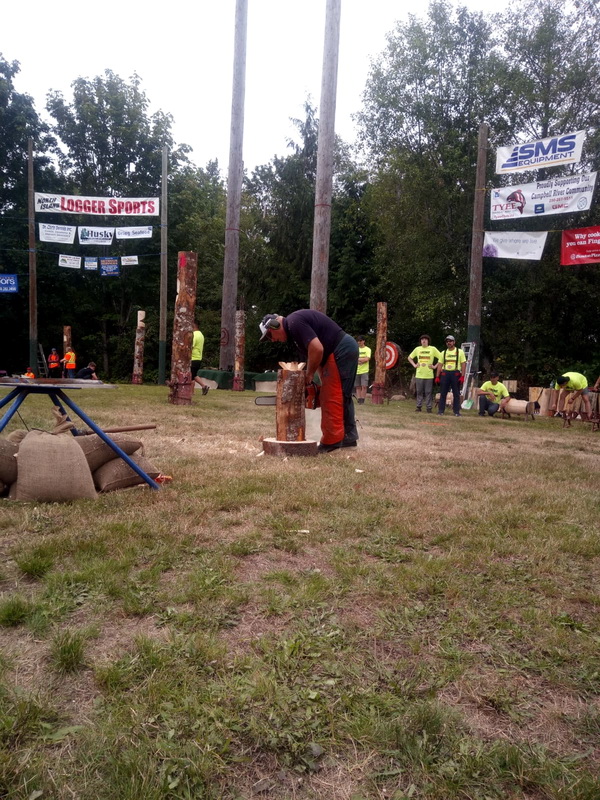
[
  {"xmin": 561, "ymin": 225, "xmax": 600, "ymax": 266},
  {"xmin": 35, "ymin": 193, "xmax": 159, "ymax": 216},
  {"xmin": 490, "ymin": 172, "xmax": 596, "ymax": 220},
  {"xmin": 483, "ymin": 231, "xmax": 548, "ymax": 260},
  {"xmin": 496, "ymin": 131, "xmax": 585, "ymax": 174}
]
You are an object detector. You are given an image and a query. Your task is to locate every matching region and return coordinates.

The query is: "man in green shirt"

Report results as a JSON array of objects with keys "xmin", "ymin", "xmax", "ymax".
[
  {"xmin": 555, "ymin": 372, "xmax": 592, "ymax": 418},
  {"xmin": 477, "ymin": 372, "xmax": 510, "ymax": 417},
  {"xmin": 408, "ymin": 334, "xmax": 440, "ymax": 413},
  {"xmin": 191, "ymin": 322, "xmax": 211, "ymax": 396},
  {"xmin": 355, "ymin": 336, "xmax": 371, "ymax": 405}
]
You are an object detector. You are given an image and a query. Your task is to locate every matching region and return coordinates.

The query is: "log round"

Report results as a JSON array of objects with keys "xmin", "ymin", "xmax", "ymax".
[
  {"xmin": 504, "ymin": 399, "xmax": 536, "ymax": 417},
  {"xmin": 263, "ymin": 438, "xmax": 318, "ymax": 457}
]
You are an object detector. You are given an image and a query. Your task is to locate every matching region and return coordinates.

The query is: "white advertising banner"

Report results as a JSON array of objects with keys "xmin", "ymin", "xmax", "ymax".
[
  {"xmin": 490, "ymin": 172, "xmax": 597, "ymax": 220},
  {"xmin": 35, "ymin": 193, "xmax": 159, "ymax": 216},
  {"xmin": 483, "ymin": 231, "xmax": 548, "ymax": 260},
  {"xmin": 116, "ymin": 226, "xmax": 153, "ymax": 239},
  {"xmin": 39, "ymin": 223, "xmax": 76, "ymax": 244},
  {"xmin": 84, "ymin": 258, "xmax": 98, "ymax": 271},
  {"xmin": 78, "ymin": 226, "xmax": 114, "ymax": 245},
  {"xmin": 121, "ymin": 256, "xmax": 139, "ymax": 266},
  {"xmin": 496, "ymin": 131, "xmax": 585, "ymax": 174},
  {"xmin": 58, "ymin": 255, "xmax": 81, "ymax": 269}
]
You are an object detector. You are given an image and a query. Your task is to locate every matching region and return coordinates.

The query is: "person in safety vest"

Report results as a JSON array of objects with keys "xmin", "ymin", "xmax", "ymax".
[
  {"xmin": 435, "ymin": 335, "xmax": 466, "ymax": 416},
  {"xmin": 355, "ymin": 336, "xmax": 371, "ymax": 405},
  {"xmin": 24, "ymin": 367, "xmax": 35, "ymax": 378},
  {"xmin": 61, "ymin": 347, "xmax": 76, "ymax": 378},
  {"xmin": 408, "ymin": 334, "xmax": 441, "ymax": 413},
  {"xmin": 477, "ymin": 372, "xmax": 511, "ymax": 417},
  {"xmin": 555, "ymin": 372, "xmax": 592, "ymax": 419},
  {"xmin": 191, "ymin": 322, "xmax": 211, "ymax": 396},
  {"xmin": 47, "ymin": 348, "xmax": 61, "ymax": 379},
  {"xmin": 260, "ymin": 311, "xmax": 358, "ymax": 453}
]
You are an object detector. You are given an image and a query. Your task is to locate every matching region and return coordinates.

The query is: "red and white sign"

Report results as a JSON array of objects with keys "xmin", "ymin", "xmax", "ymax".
[
  {"xmin": 561, "ymin": 225, "xmax": 600, "ymax": 266},
  {"xmin": 385, "ymin": 342, "xmax": 400, "ymax": 370},
  {"xmin": 490, "ymin": 172, "xmax": 596, "ymax": 220},
  {"xmin": 35, "ymin": 193, "xmax": 159, "ymax": 216}
]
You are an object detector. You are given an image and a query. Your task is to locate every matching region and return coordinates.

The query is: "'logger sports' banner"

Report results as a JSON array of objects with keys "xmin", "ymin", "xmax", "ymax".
[
  {"xmin": 39, "ymin": 223, "xmax": 76, "ymax": 244},
  {"xmin": 35, "ymin": 193, "xmax": 159, "ymax": 216},
  {"xmin": 496, "ymin": 131, "xmax": 585, "ymax": 174},
  {"xmin": 490, "ymin": 172, "xmax": 596, "ymax": 220},
  {"xmin": 483, "ymin": 231, "xmax": 548, "ymax": 260},
  {"xmin": 561, "ymin": 225, "xmax": 600, "ymax": 266}
]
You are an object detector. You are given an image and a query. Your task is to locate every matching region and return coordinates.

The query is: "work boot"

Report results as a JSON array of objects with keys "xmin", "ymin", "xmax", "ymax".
[
  {"xmin": 415, "ymin": 407, "xmax": 421, "ymax": 412},
  {"xmin": 341, "ymin": 438, "xmax": 357, "ymax": 448},
  {"xmin": 426, "ymin": 408, "xmax": 432, "ymax": 413},
  {"xmin": 317, "ymin": 441, "xmax": 343, "ymax": 453}
]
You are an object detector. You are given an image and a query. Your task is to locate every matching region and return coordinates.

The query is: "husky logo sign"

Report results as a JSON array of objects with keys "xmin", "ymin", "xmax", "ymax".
[{"xmin": 496, "ymin": 131, "xmax": 585, "ymax": 174}]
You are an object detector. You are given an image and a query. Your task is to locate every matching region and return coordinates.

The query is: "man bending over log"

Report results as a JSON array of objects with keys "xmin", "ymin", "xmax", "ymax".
[
  {"xmin": 260, "ymin": 311, "xmax": 358, "ymax": 453},
  {"xmin": 555, "ymin": 372, "xmax": 592, "ymax": 419}
]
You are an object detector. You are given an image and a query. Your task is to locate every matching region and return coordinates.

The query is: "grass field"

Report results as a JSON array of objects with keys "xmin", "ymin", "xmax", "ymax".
[{"xmin": 1, "ymin": 385, "xmax": 600, "ymax": 799}]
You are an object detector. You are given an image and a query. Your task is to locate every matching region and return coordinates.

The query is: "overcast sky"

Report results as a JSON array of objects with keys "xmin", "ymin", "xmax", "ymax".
[{"xmin": 3, "ymin": 0, "xmax": 506, "ymax": 176}]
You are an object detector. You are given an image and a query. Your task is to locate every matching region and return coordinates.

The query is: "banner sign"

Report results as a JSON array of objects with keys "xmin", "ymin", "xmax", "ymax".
[
  {"xmin": 59, "ymin": 255, "xmax": 81, "ymax": 269},
  {"xmin": 561, "ymin": 225, "xmax": 600, "ymax": 266},
  {"xmin": 35, "ymin": 193, "xmax": 159, "ymax": 216},
  {"xmin": 121, "ymin": 255, "xmax": 139, "ymax": 266},
  {"xmin": 483, "ymin": 231, "xmax": 548, "ymax": 260},
  {"xmin": 100, "ymin": 258, "xmax": 120, "ymax": 276},
  {"xmin": 84, "ymin": 257, "xmax": 98, "ymax": 271},
  {"xmin": 490, "ymin": 172, "xmax": 596, "ymax": 220},
  {"xmin": 496, "ymin": 131, "xmax": 585, "ymax": 174},
  {"xmin": 78, "ymin": 226, "xmax": 114, "ymax": 245},
  {"xmin": 39, "ymin": 223, "xmax": 76, "ymax": 244},
  {"xmin": 0, "ymin": 274, "xmax": 19, "ymax": 293},
  {"xmin": 116, "ymin": 226, "xmax": 153, "ymax": 239}
]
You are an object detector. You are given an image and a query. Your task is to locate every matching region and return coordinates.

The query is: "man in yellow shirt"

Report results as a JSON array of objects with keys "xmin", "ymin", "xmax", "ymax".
[
  {"xmin": 191, "ymin": 322, "xmax": 211, "ymax": 396},
  {"xmin": 355, "ymin": 336, "xmax": 371, "ymax": 405},
  {"xmin": 555, "ymin": 372, "xmax": 592, "ymax": 418},
  {"xmin": 477, "ymin": 373, "xmax": 510, "ymax": 417},
  {"xmin": 436, "ymin": 336, "xmax": 466, "ymax": 416},
  {"xmin": 408, "ymin": 334, "xmax": 440, "ymax": 413}
]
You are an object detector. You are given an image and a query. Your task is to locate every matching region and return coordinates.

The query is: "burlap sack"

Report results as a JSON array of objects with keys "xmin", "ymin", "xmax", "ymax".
[
  {"xmin": 0, "ymin": 439, "xmax": 18, "ymax": 485},
  {"xmin": 15, "ymin": 430, "xmax": 97, "ymax": 502},
  {"xmin": 93, "ymin": 452, "xmax": 160, "ymax": 493},
  {"xmin": 6, "ymin": 430, "xmax": 27, "ymax": 445},
  {"xmin": 75, "ymin": 433, "xmax": 143, "ymax": 472}
]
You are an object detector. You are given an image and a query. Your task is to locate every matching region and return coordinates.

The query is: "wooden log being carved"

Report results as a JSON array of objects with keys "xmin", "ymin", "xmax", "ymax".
[
  {"xmin": 233, "ymin": 309, "xmax": 246, "ymax": 391},
  {"xmin": 276, "ymin": 362, "xmax": 306, "ymax": 442},
  {"xmin": 168, "ymin": 252, "xmax": 197, "ymax": 405}
]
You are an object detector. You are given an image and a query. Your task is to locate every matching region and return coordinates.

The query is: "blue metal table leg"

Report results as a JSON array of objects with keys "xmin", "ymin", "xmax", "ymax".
[
  {"xmin": 56, "ymin": 390, "xmax": 160, "ymax": 490},
  {"xmin": 0, "ymin": 389, "xmax": 28, "ymax": 434}
]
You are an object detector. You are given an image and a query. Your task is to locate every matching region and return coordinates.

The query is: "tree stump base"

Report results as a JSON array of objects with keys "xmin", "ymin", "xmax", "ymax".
[{"xmin": 262, "ymin": 438, "xmax": 318, "ymax": 457}]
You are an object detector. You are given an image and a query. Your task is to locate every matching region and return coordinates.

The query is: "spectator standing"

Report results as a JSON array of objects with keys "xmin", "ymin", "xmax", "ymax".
[
  {"xmin": 408, "ymin": 334, "xmax": 440, "ymax": 413},
  {"xmin": 61, "ymin": 347, "xmax": 77, "ymax": 379},
  {"xmin": 191, "ymin": 322, "xmax": 211, "ymax": 396},
  {"xmin": 436, "ymin": 336, "xmax": 466, "ymax": 416},
  {"xmin": 355, "ymin": 336, "xmax": 371, "ymax": 404},
  {"xmin": 47, "ymin": 348, "xmax": 61, "ymax": 379}
]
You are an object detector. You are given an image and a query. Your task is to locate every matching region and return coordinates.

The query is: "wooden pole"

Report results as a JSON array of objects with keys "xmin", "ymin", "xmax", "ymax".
[
  {"xmin": 371, "ymin": 302, "xmax": 387, "ymax": 404},
  {"xmin": 232, "ymin": 309, "xmax": 246, "ymax": 391},
  {"xmin": 276, "ymin": 364, "xmax": 306, "ymax": 442},
  {"xmin": 219, "ymin": 0, "xmax": 248, "ymax": 370},
  {"xmin": 158, "ymin": 145, "xmax": 168, "ymax": 385},
  {"xmin": 62, "ymin": 326, "xmax": 72, "ymax": 378},
  {"xmin": 28, "ymin": 139, "xmax": 38, "ymax": 376},
  {"xmin": 310, "ymin": 0, "xmax": 341, "ymax": 313},
  {"xmin": 132, "ymin": 310, "xmax": 146, "ymax": 384},
  {"xmin": 168, "ymin": 252, "xmax": 197, "ymax": 405},
  {"xmin": 467, "ymin": 123, "xmax": 489, "ymax": 374}
]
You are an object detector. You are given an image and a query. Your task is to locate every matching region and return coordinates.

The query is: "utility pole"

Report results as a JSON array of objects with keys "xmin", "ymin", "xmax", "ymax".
[
  {"xmin": 28, "ymin": 139, "xmax": 38, "ymax": 374},
  {"xmin": 219, "ymin": 0, "xmax": 248, "ymax": 370},
  {"xmin": 310, "ymin": 0, "xmax": 341, "ymax": 313},
  {"xmin": 467, "ymin": 123, "xmax": 489, "ymax": 372},
  {"xmin": 158, "ymin": 145, "xmax": 168, "ymax": 385}
]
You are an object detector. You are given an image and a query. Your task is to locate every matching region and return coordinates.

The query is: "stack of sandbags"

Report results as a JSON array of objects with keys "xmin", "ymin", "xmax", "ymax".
[{"xmin": 0, "ymin": 430, "xmax": 161, "ymax": 501}]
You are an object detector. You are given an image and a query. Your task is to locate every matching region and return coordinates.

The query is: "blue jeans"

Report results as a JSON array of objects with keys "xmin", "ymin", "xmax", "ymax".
[
  {"xmin": 439, "ymin": 371, "xmax": 461, "ymax": 414},
  {"xmin": 479, "ymin": 396, "xmax": 499, "ymax": 416}
]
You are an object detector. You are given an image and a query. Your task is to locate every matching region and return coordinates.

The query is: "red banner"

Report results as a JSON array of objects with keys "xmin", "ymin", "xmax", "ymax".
[{"xmin": 561, "ymin": 225, "xmax": 600, "ymax": 266}]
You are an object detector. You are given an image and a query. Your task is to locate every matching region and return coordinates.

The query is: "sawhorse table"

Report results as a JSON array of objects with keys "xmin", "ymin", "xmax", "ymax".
[{"xmin": 0, "ymin": 379, "xmax": 160, "ymax": 490}]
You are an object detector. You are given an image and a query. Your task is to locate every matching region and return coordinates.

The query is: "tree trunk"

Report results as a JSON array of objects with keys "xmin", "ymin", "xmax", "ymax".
[
  {"xmin": 276, "ymin": 363, "xmax": 306, "ymax": 441},
  {"xmin": 168, "ymin": 252, "xmax": 198, "ymax": 405},
  {"xmin": 232, "ymin": 309, "xmax": 246, "ymax": 391},
  {"xmin": 132, "ymin": 310, "xmax": 146, "ymax": 384},
  {"xmin": 371, "ymin": 302, "xmax": 387, "ymax": 404}
]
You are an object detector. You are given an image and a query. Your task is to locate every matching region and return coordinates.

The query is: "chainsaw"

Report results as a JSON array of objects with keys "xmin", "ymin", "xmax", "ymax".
[{"xmin": 255, "ymin": 382, "xmax": 320, "ymax": 409}]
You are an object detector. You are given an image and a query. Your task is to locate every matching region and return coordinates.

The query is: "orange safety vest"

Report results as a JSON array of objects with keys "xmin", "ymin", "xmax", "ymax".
[
  {"xmin": 65, "ymin": 351, "xmax": 76, "ymax": 369},
  {"xmin": 48, "ymin": 353, "xmax": 60, "ymax": 367}
]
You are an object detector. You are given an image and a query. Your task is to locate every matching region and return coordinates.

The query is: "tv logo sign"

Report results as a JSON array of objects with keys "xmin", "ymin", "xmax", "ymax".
[
  {"xmin": 0, "ymin": 274, "xmax": 19, "ymax": 293},
  {"xmin": 496, "ymin": 131, "xmax": 585, "ymax": 174}
]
